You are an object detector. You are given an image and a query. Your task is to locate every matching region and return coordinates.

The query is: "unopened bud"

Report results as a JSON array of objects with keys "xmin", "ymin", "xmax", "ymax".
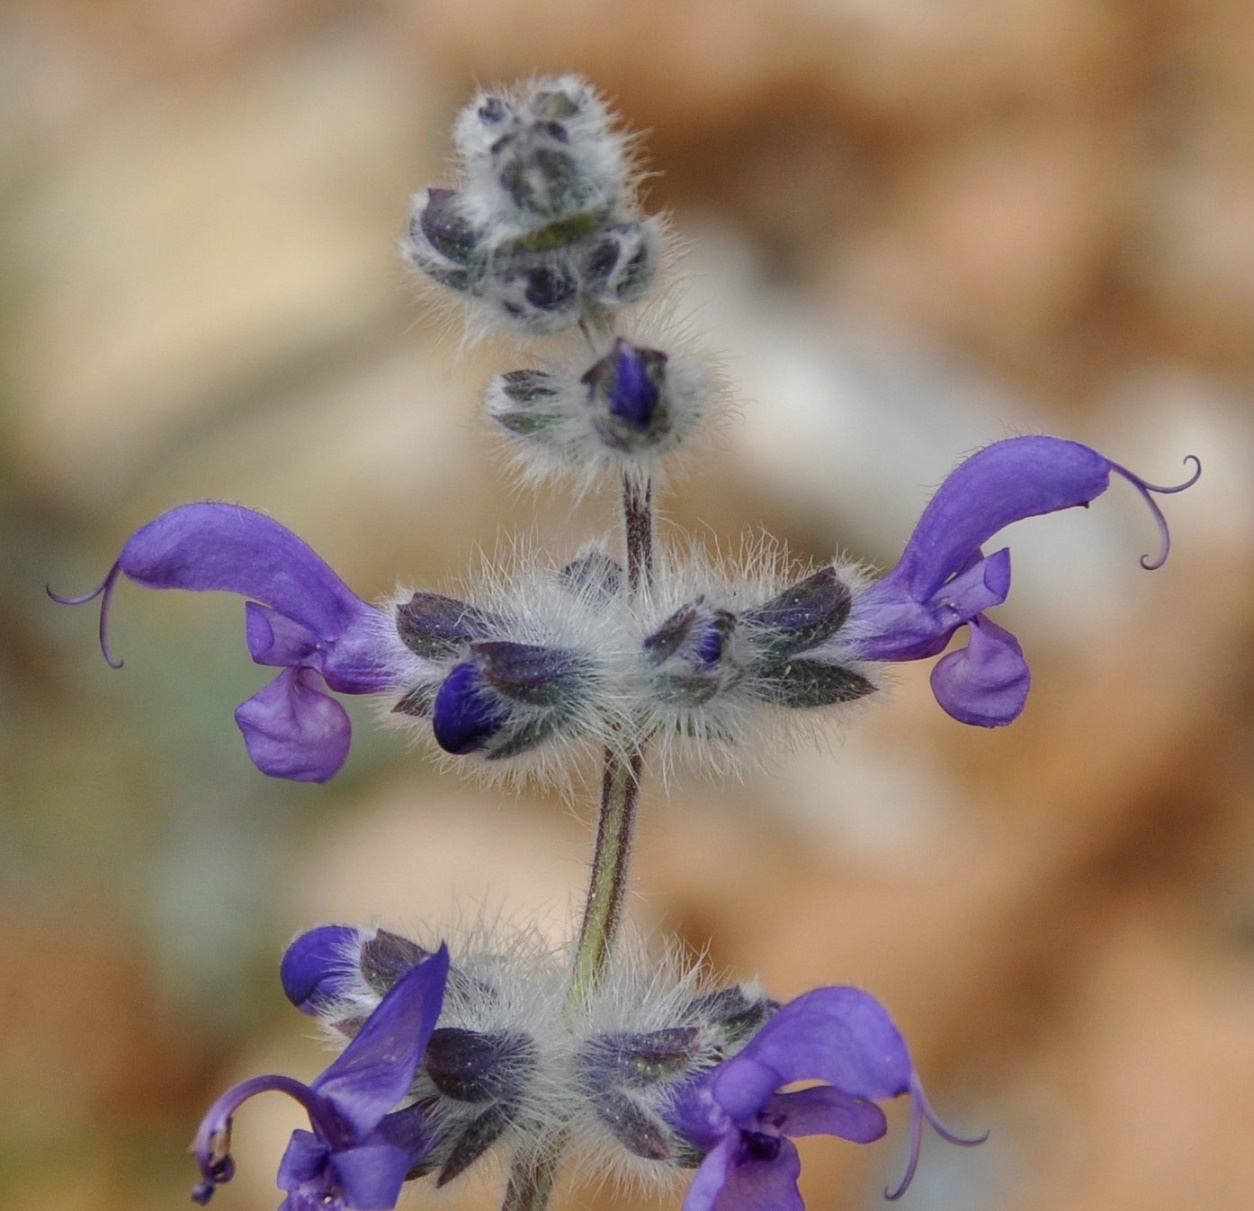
[
  {"xmin": 556, "ymin": 550, "xmax": 624, "ymax": 601},
  {"xmin": 583, "ymin": 339, "xmax": 670, "ymax": 451},
  {"xmin": 643, "ymin": 599, "xmax": 740, "ymax": 706},
  {"xmin": 490, "ymin": 370, "xmax": 562, "ymax": 436},
  {"xmin": 431, "ymin": 642, "xmax": 592, "ymax": 759},
  {"xmin": 405, "ymin": 188, "xmax": 485, "ymax": 292}
]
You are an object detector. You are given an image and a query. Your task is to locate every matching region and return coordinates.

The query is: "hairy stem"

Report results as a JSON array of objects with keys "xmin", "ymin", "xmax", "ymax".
[
  {"xmin": 569, "ymin": 471, "xmax": 654, "ymax": 999},
  {"xmin": 500, "ymin": 475, "xmax": 655, "ymax": 1211},
  {"xmin": 622, "ymin": 474, "xmax": 654, "ymax": 596}
]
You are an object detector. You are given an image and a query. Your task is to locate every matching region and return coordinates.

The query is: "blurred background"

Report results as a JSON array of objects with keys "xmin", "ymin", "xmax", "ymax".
[{"xmin": 3, "ymin": 2, "xmax": 1254, "ymax": 1209}]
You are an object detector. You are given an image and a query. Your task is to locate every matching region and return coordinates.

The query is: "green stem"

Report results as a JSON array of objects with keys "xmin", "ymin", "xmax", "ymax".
[{"xmin": 570, "ymin": 744, "xmax": 645, "ymax": 999}]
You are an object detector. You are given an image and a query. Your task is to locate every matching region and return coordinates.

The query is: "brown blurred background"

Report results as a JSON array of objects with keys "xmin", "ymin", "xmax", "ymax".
[{"xmin": 3, "ymin": 2, "xmax": 1253, "ymax": 1209}]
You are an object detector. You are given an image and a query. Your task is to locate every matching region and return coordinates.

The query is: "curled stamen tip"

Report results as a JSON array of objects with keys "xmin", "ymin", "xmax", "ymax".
[
  {"xmin": 886, "ymin": 1077, "xmax": 986, "ymax": 1200},
  {"xmin": 47, "ymin": 562, "xmax": 124, "ymax": 668},
  {"xmin": 1155, "ymin": 454, "xmax": 1203, "ymax": 494},
  {"xmin": 934, "ymin": 1121, "xmax": 989, "ymax": 1148},
  {"xmin": 916, "ymin": 1075, "xmax": 987, "ymax": 1147},
  {"xmin": 46, "ymin": 583, "xmax": 104, "ymax": 607},
  {"xmin": 1109, "ymin": 455, "xmax": 1201, "ymax": 573}
]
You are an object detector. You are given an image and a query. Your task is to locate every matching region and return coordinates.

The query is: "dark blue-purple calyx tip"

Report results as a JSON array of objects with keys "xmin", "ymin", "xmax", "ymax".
[
  {"xmin": 429, "ymin": 642, "xmax": 589, "ymax": 758},
  {"xmin": 431, "ymin": 661, "xmax": 510, "ymax": 754}
]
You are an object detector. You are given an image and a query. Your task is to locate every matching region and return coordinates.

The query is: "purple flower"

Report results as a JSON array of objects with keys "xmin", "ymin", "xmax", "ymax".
[
  {"xmin": 666, "ymin": 987, "xmax": 981, "ymax": 1211},
  {"xmin": 191, "ymin": 944, "xmax": 449, "ymax": 1210},
  {"xmin": 848, "ymin": 437, "xmax": 1200, "ymax": 727},
  {"xmin": 50, "ymin": 504, "xmax": 413, "ymax": 782}
]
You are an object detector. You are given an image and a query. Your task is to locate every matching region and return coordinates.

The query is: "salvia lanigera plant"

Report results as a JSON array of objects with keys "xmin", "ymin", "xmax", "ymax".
[{"xmin": 54, "ymin": 76, "xmax": 1198, "ymax": 1211}]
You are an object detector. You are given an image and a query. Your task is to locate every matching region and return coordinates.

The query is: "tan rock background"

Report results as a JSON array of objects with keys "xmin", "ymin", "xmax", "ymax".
[{"xmin": 2, "ymin": 2, "xmax": 1252, "ymax": 1209}]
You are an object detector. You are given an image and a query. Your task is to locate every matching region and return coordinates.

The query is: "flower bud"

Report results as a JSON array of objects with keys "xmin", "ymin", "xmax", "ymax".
[
  {"xmin": 583, "ymin": 339, "xmax": 670, "ymax": 452},
  {"xmin": 495, "ymin": 126, "xmax": 588, "ymax": 221},
  {"xmin": 643, "ymin": 598, "xmax": 740, "ymax": 706},
  {"xmin": 406, "ymin": 77, "xmax": 662, "ymax": 334},
  {"xmin": 680, "ymin": 985, "xmax": 778, "ymax": 1052},
  {"xmin": 425, "ymin": 1028, "xmax": 534, "ymax": 1103},
  {"xmin": 454, "ymin": 77, "xmax": 624, "ymax": 228},
  {"xmin": 573, "ymin": 983, "xmax": 779, "ymax": 1166},
  {"xmin": 360, "ymin": 929, "xmax": 431, "ymax": 995},
  {"xmin": 486, "ymin": 338, "xmax": 709, "ymax": 485},
  {"xmin": 741, "ymin": 568, "xmax": 875, "ymax": 708},
  {"xmin": 579, "ymin": 219, "xmax": 657, "ymax": 307},
  {"xmin": 490, "ymin": 370, "xmax": 563, "ymax": 437},
  {"xmin": 577, "ymin": 1029, "xmax": 701, "ymax": 1162},
  {"xmin": 431, "ymin": 661, "xmax": 512, "ymax": 754},
  {"xmin": 280, "ymin": 924, "xmax": 369, "ymax": 1015},
  {"xmin": 431, "ymin": 641, "xmax": 593, "ymax": 759},
  {"xmin": 405, "ymin": 188, "xmax": 485, "ymax": 292},
  {"xmin": 422, "ymin": 1027, "xmax": 537, "ymax": 1184}
]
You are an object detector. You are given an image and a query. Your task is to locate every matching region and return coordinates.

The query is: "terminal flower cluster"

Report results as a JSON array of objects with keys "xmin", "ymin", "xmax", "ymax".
[{"xmin": 404, "ymin": 75, "xmax": 661, "ymax": 336}]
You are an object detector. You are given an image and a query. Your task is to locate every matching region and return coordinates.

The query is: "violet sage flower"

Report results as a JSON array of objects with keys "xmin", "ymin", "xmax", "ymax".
[
  {"xmin": 665, "ymin": 986, "xmax": 981, "ymax": 1211},
  {"xmin": 847, "ymin": 436, "xmax": 1200, "ymax": 727},
  {"xmin": 191, "ymin": 944, "xmax": 449, "ymax": 1210},
  {"xmin": 51, "ymin": 503, "xmax": 414, "ymax": 782}
]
